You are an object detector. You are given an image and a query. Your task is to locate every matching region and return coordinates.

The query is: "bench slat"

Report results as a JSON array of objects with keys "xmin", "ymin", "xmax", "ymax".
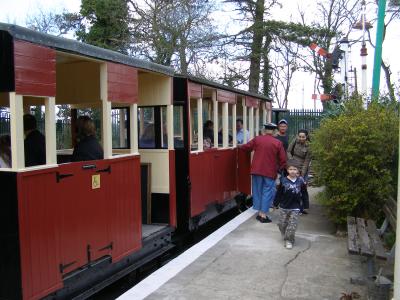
[
  {"xmin": 366, "ymin": 219, "xmax": 387, "ymax": 260},
  {"xmin": 356, "ymin": 218, "xmax": 373, "ymax": 257},
  {"xmin": 347, "ymin": 216, "xmax": 359, "ymax": 254}
]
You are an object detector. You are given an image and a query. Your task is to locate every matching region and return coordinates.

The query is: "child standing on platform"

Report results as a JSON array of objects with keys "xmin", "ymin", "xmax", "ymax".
[{"xmin": 273, "ymin": 160, "xmax": 307, "ymax": 249}]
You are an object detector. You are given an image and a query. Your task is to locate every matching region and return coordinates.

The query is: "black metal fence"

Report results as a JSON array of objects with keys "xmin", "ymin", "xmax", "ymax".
[{"xmin": 274, "ymin": 109, "xmax": 324, "ymax": 140}]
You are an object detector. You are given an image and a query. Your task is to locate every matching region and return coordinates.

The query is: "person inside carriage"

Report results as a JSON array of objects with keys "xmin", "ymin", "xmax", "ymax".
[
  {"xmin": 23, "ymin": 114, "xmax": 46, "ymax": 167},
  {"xmin": 0, "ymin": 134, "xmax": 11, "ymax": 168},
  {"xmin": 71, "ymin": 116, "xmax": 104, "ymax": 162}
]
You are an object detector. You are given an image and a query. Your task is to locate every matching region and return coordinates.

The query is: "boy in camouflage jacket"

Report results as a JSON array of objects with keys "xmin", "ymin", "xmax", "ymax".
[{"xmin": 273, "ymin": 160, "xmax": 307, "ymax": 249}]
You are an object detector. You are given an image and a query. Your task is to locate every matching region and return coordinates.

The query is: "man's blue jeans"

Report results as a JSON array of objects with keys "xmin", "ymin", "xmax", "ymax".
[{"xmin": 251, "ymin": 175, "xmax": 276, "ymax": 214}]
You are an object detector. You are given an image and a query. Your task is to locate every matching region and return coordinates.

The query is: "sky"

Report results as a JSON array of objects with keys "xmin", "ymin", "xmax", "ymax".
[{"xmin": 0, "ymin": 0, "xmax": 399, "ymax": 110}]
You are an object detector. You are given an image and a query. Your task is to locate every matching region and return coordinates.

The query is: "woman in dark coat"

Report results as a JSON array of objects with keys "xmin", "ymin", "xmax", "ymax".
[
  {"xmin": 287, "ymin": 129, "xmax": 311, "ymax": 213},
  {"xmin": 71, "ymin": 116, "xmax": 104, "ymax": 162}
]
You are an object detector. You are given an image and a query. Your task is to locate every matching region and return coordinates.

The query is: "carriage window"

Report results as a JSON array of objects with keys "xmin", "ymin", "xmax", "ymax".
[
  {"xmin": 138, "ymin": 106, "xmax": 167, "ymax": 149},
  {"xmin": 190, "ymin": 98, "xmax": 198, "ymax": 151},
  {"xmin": 174, "ymin": 106, "xmax": 184, "ymax": 149},
  {"xmin": 259, "ymin": 107, "xmax": 264, "ymax": 135},
  {"xmin": 218, "ymin": 102, "xmax": 223, "ymax": 147},
  {"xmin": 161, "ymin": 106, "xmax": 168, "ymax": 149},
  {"xmin": 112, "ymin": 108, "xmax": 129, "ymax": 149},
  {"xmin": 138, "ymin": 107, "xmax": 155, "ymax": 148},
  {"xmin": 0, "ymin": 106, "xmax": 11, "ymax": 168},
  {"xmin": 55, "ymin": 105, "xmax": 72, "ymax": 150},
  {"xmin": 202, "ymin": 99, "xmax": 213, "ymax": 149},
  {"xmin": 228, "ymin": 104, "xmax": 233, "ymax": 147}
]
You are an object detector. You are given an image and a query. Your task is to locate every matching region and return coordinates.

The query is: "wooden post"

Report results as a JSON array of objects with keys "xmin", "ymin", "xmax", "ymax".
[
  {"xmin": 255, "ymin": 107, "xmax": 260, "ymax": 136},
  {"xmin": 222, "ymin": 102, "xmax": 228, "ymax": 148},
  {"xmin": 212, "ymin": 91, "xmax": 218, "ymax": 148},
  {"xmin": 45, "ymin": 97, "xmax": 57, "ymax": 165},
  {"xmin": 232, "ymin": 103, "xmax": 237, "ymax": 147},
  {"xmin": 130, "ymin": 103, "xmax": 138, "ymax": 154},
  {"xmin": 167, "ymin": 104, "xmax": 174, "ymax": 150},
  {"xmin": 9, "ymin": 93, "xmax": 25, "ymax": 169},
  {"xmin": 262, "ymin": 103, "xmax": 267, "ymax": 125},
  {"xmin": 100, "ymin": 63, "xmax": 112, "ymax": 159},
  {"xmin": 249, "ymin": 107, "xmax": 254, "ymax": 140},
  {"xmin": 197, "ymin": 98, "xmax": 203, "ymax": 151}
]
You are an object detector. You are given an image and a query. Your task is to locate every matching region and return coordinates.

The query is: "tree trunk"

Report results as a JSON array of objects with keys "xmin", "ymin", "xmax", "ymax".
[
  {"xmin": 248, "ymin": 0, "xmax": 265, "ymax": 93},
  {"xmin": 262, "ymin": 34, "xmax": 272, "ymax": 98}
]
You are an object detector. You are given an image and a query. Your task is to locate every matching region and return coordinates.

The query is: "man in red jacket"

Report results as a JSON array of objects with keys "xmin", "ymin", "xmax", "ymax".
[{"xmin": 240, "ymin": 123, "xmax": 287, "ymax": 223}]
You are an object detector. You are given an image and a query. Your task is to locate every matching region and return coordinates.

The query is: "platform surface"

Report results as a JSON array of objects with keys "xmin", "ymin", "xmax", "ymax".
[{"xmin": 119, "ymin": 187, "xmax": 367, "ymax": 300}]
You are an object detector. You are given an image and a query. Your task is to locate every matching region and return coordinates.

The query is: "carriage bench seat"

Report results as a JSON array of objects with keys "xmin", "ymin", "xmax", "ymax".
[
  {"xmin": 347, "ymin": 212, "xmax": 396, "ymax": 298},
  {"xmin": 347, "ymin": 216, "xmax": 388, "ymax": 261}
]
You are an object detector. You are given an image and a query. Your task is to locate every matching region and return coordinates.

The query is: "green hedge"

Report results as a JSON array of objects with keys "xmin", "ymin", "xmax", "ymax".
[{"xmin": 311, "ymin": 97, "xmax": 399, "ymax": 225}]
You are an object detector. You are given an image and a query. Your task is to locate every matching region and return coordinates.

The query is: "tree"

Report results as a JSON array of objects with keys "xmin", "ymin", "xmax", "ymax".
[
  {"xmin": 26, "ymin": 8, "xmax": 80, "ymax": 37},
  {"xmin": 224, "ymin": 0, "xmax": 281, "ymax": 93},
  {"xmin": 77, "ymin": 0, "xmax": 131, "ymax": 54},
  {"xmin": 129, "ymin": 0, "xmax": 221, "ymax": 75}
]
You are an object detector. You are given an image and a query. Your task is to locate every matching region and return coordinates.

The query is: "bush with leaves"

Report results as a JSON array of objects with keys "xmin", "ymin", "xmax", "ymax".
[{"xmin": 311, "ymin": 97, "xmax": 399, "ymax": 225}]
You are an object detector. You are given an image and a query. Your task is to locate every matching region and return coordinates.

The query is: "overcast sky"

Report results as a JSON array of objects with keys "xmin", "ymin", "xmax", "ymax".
[{"xmin": 0, "ymin": 0, "xmax": 398, "ymax": 109}]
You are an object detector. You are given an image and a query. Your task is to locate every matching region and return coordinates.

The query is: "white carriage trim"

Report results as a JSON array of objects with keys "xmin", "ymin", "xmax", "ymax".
[
  {"xmin": 10, "ymin": 93, "xmax": 25, "ymax": 170},
  {"xmin": 232, "ymin": 103, "xmax": 237, "ymax": 147},
  {"xmin": 197, "ymin": 98, "xmax": 203, "ymax": 151}
]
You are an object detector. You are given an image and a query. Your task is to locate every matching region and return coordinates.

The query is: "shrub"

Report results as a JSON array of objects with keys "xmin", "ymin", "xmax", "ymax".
[{"xmin": 311, "ymin": 97, "xmax": 399, "ymax": 225}]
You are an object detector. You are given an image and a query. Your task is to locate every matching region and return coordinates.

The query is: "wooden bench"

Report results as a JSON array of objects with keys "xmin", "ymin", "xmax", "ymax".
[{"xmin": 347, "ymin": 198, "xmax": 397, "ymax": 297}]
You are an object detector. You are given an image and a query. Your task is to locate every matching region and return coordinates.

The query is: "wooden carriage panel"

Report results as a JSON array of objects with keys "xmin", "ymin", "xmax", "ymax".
[
  {"xmin": 217, "ymin": 90, "xmax": 236, "ymax": 104},
  {"xmin": 216, "ymin": 149, "xmax": 237, "ymax": 203},
  {"xmin": 189, "ymin": 152, "xmax": 207, "ymax": 217},
  {"xmin": 107, "ymin": 62, "xmax": 138, "ymax": 103},
  {"xmin": 17, "ymin": 168, "xmax": 63, "ymax": 300},
  {"xmin": 188, "ymin": 81, "xmax": 202, "ymax": 98},
  {"xmin": 107, "ymin": 155, "xmax": 142, "ymax": 262},
  {"xmin": 237, "ymin": 148, "xmax": 251, "ymax": 195},
  {"xmin": 14, "ymin": 40, "xmax": 56, "ymax": 97},
  {"xmin": 245, "ymin": 96, "xmax": 259, "ymax": 108}
]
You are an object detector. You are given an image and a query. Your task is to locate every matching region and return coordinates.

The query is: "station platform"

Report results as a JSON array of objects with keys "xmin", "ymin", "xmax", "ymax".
[{"xmin": 118, "ymin": 188, "xmax": 367, "ymax": 300}]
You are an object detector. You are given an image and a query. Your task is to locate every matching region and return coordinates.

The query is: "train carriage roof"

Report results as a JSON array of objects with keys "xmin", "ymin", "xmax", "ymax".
[
  {"xmin": 0, "ymin": 23, "xmax": 272, "ymax": 103},
  {"xmin": 0, "ymin": 23, "xmax": 175, "ymax": 76},
  {"xmin": 176, "ymin": 74, "xmax": 272, "ymax": 103}
]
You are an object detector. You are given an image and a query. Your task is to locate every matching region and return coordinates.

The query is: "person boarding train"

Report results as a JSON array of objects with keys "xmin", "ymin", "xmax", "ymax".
[{"xmin": 240, "ymin": 122, "xmax": 286, "ymax": 223}]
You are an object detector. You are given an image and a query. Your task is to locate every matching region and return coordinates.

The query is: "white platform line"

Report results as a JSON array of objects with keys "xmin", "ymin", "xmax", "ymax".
[{"xmin": 117, "ymin": 208, "xmax": 256, "ymax": 300}]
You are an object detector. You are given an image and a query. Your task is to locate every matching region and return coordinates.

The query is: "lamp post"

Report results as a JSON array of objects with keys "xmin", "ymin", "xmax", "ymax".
[{"xmin": 353, "ymin": 0, "xmax": 372, "ymax": 104}]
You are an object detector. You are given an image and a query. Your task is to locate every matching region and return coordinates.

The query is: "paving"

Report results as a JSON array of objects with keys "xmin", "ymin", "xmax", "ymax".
[{"xmin": 144, "ymin": 187, "xmax": 368, "ymax": 300}]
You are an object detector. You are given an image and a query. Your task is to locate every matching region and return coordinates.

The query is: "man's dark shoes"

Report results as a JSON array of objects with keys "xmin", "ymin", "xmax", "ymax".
[{"xmin": 257, "ymin": 216, "xmax": 272, "ymax": 223}]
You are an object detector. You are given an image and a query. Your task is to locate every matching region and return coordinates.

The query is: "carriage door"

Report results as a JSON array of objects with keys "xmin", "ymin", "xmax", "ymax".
[{"xmin": 56, "ymin": 160, "xmax": 111, "ymax": 274}]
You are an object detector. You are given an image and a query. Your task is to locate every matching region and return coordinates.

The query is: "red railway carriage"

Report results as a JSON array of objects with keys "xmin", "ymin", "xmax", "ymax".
[
  {"xmin": 0, "ymin": 23, "xmax": 272, "ymax": 300},
  {"xmin": 172, "ymin": 76, "xmax": 272, "ymax": 230},
  {"xmin": 0, "ymin": 23, "xmax": 175, "ymax": 300}
]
